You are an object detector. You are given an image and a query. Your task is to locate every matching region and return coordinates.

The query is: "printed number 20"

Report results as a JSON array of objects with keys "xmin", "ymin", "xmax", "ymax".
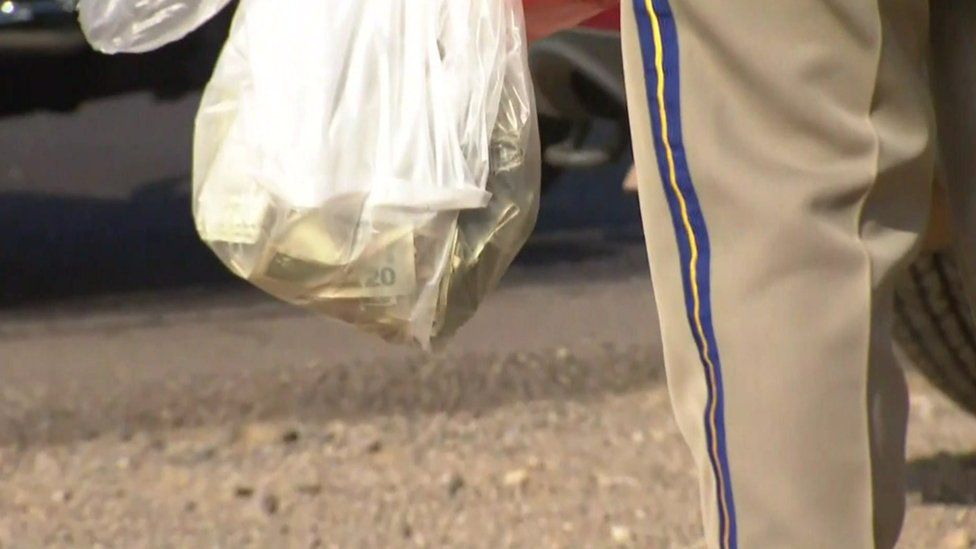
[{"xmin": 366, "ymin": 268, "xmax": 397, "ymax": 287}]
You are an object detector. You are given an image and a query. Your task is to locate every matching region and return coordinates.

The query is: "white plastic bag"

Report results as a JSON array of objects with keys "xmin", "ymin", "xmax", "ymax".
[
  {"xmin": 76, "ymin": 0, "xmax": 540, "ymax": 348},
  {"xmin": 78, "ymin": 0, "xmax": 232, "ymax": 53},
  {"xmin": 192, "ymin": 0, "xmax": 540, "ymax": 348}
]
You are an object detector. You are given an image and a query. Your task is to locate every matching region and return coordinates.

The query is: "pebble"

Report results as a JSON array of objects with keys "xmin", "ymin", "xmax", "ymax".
[
  {"xmin": 240, "ymin": 423, "xmax": 282, "ymax": 450},
  {"xmin": 296, "ymin": 483, "xmax": 323, "ymax": 496},
  {"xmin": 50, "ymin": 490, "xmax": 71, "ymax": 504},
  {"xmin": 293, "ymin": 459, "xmax": 323, "ymax": 496},
  {"xmin": 444, "ymin": 473, "xmax": 465, "ymax": 497},
  {"xmin": 164, "ymin": 436, "xmax": 219, "ymax": 465},
  {"xmin": 261, "ymin": 493, "xmax": 280, "ymax": 516},
  {"xmin": 281, "ymin": 429, "xmax": 301, "ymax": 445},
  {"xmin": 596, "ymin": 473, "xmax": 639, "ymax": 489},
  {"xmin": 610, "ymin": 525, "xmax": 634, "ymax": 546},
  {"xmin": 503, "ymin": 469, "xmax": 529, "ymax": 488},
  {"xmin": 325, "ymin": 421, "xmax": 347, "ymax": 444},
  {"xmin": 364, "ymin": 439, "xmax": 383, "ymax": 455},
  {"xmin": 941, "ymin": 529, "xmax": 974, "ymax": 549}
]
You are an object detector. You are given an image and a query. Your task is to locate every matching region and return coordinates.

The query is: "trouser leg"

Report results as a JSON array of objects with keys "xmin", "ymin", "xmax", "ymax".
[{"xmin": 621, "ymin": 0, "xmax": 935, "ymax": 546}]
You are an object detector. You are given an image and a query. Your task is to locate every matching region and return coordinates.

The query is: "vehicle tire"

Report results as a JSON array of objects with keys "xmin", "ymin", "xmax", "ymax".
[{"xmin": 894, "ymin": 250, "xmax": 976, "ymax": 416}]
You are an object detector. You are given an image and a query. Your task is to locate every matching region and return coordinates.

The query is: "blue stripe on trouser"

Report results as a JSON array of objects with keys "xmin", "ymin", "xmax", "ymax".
[{"xmin": 631, "ymin": 0, "xmax": 738, "ymax": 547}]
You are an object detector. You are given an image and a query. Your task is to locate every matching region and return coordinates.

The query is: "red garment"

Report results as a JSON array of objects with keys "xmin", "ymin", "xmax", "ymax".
[
  {"xmin": 522, "ymin": 0, "xmax": 619, "ymax": 41},
  {"xmin": 581, "ymin": 7, "xmax": 620, "ymax": 30}
]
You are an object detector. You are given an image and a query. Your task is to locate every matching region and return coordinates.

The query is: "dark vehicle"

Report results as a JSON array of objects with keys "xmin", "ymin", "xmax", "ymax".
[
  {"xmin": 0, "ymin": 0, "xmax": 228, "ymax": 113},
  {"xmin": 0, "ymin": 0, "xmax": 86, "ymax": 54}
]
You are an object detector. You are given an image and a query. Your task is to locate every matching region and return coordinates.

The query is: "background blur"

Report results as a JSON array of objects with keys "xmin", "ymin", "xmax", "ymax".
[{"xmin": 1, "ymin": 5, "xmax": 974, "ymax": 548}]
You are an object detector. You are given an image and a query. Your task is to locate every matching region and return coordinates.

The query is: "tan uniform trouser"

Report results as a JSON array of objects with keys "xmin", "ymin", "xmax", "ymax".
[{"xmin": 622, "ymin": 0, "xmax": 975, "ymax": 547}]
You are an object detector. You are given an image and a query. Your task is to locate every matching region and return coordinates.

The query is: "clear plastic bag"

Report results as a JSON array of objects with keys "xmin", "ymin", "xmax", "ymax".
[
  {"xmin": 191, "ymin": 0, "xmax": 540, "ymax": 348},
  {"xmin": 78, "ymin": 0, "xmax": 233, "ymax": 53}
]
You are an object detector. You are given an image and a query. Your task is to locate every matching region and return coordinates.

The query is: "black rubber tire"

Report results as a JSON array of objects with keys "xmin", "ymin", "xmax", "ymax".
[{"xmin": 894, "ymin": 251, "xmax": 976, "ymax": 416}]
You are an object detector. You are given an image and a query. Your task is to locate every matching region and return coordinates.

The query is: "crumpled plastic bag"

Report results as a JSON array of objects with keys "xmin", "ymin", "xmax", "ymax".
[
  {"xmin": 78, "ymin": 0, "xmax": 234, "ymax": 54},
  {"xmin": 78, "ymin": 0, "xmax": 541, "ymax": 349}
]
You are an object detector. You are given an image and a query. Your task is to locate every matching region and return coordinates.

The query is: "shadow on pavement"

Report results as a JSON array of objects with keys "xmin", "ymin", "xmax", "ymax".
[
  {"xmin": 907, "ymin": 451, "xmax": 976, "ymax": 505},
  {"xmin": 0, "ymin": 177, "xmax": 654, "ymax": 449},
  {"xmin": 0, "ymin": 179, "xmax": 232, "ymax": 306},
  {"xmin": 0, "ymin": 344, "xmax": 664, "ymax": 449},
  {"xmin": 1, "ymin": 171, "xmax": 643, "ymax": 307}
]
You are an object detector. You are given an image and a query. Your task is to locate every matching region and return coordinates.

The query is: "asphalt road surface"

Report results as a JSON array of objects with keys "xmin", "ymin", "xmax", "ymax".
[
  {"xmin": 1, "ymin": 78, "xmax": 975, "ymax": 548},
  {"xmin": 0, "ymin": 233, "xmax": 975, "ymax": 548}
]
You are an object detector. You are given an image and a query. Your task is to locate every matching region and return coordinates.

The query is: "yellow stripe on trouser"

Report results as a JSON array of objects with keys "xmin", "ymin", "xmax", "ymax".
[
  {"xmin": 641, "ymin": 1, "xmax": 732, "ymax": 547},
  {"xmin": 624, "ymin": 0, "xmax": 938, "ymax": 545}
]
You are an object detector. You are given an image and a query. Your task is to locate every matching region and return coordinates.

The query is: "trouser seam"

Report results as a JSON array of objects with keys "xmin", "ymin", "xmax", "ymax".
[{"xmin": 859, "ymin": 2, "xmax": 885, "ymax": 546}]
